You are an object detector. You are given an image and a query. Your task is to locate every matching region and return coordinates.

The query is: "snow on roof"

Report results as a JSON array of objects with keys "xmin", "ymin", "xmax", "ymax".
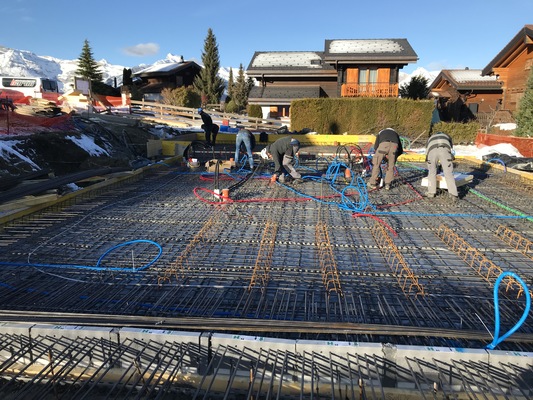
[
  {"xmin": 251, "ymin": 52, "xmax": 323, "ymax": 68},
  {"xmin": 447, "ymin": 69, "xmax": 498, "ymax": 83},
  {"xmin": 136, "ymin": 62, "xmax": 183, "ymax": 74},
  {"xmin": 328, "ymin": 39, "xmax": 403, "ymax": 54}
]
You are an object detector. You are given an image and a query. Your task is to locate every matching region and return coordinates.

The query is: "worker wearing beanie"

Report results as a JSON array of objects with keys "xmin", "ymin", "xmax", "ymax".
[
  {"xmin": 425, "ymin": 131, "xmax": 459, "ymax": 201},
  {"xmin": 265, "ymin": 136, "xmax": 302, "ymax": 183}
]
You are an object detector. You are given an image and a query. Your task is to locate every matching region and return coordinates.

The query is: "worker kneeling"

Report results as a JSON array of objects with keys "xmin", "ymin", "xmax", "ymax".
[
  {"xmin": 263, "ymin": 137, "xmax": 302, "ymax": 183},
  {"xmin": 425, "ymin": 131, "xmax": 459, "ymax": 201}
]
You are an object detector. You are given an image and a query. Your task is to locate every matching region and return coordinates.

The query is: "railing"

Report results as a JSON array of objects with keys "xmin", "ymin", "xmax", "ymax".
[
  {"xmin": 130, "ymin": 100, "xmax": 287, "ymax": 131},
  {"xmin": 341, "ymin": 83, "xmax": 399, "ymax": 98}
]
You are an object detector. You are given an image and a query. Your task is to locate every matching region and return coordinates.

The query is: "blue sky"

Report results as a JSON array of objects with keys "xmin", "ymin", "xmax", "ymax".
[{"xmin": 2, "ymin": 0, "xmax": 532, "ymax": 74}]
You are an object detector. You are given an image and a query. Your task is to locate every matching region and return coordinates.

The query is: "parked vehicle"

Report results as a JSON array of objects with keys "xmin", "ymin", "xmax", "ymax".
[{"xmin": 0, "ymin": 76, "xmax": 60, "ymax": 104}]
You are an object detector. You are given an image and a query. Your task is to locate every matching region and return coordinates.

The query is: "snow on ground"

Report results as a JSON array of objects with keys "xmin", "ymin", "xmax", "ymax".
[
  {"xmin": 410, "ymin": 143, "xmax": 524, "ymax": 159},
  {"xmin": 0, "ymin": 140, "xmax": 41, "ymax": 170},
  {"xmin": 65, "ymin": 134, "xmax": 109, "ymax": 156}
]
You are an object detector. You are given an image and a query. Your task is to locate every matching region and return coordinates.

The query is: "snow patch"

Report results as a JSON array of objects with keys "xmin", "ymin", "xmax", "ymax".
[{"xmin": 66, "ymin": 134, "xmax": 109, "ymax": 156}]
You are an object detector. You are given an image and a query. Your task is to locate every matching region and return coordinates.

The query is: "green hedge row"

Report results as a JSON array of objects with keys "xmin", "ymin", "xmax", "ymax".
[
  {"xmin": 290, "ymin": 98, "xmax": 435, "ymax": 137},
  {"xmin": 431, "ymin": 121, "xmax": 481, "ymax": 144},
  {"xmin": 289, "ymin": 98, "xmax": 482, "ymax": 144}
]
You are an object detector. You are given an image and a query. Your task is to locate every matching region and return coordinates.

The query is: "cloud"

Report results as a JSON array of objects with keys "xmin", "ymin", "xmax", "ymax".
[{"xmin": 122, "ymin": 43, "xmax": 160, "ymax": 57}]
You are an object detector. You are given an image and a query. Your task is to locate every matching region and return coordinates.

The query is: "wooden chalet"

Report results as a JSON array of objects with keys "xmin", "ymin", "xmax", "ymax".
[
  {"xmin": 482, "ymin": 25, "xmax": 533, "ymax": 116},
  {"xmin": 246, "ymin": 39, "xmax": 418, "ymax": 118},
  {"xmin": 428, "ymin": 69, "xmax": 502, "ymax": 124},
  {"xmin": 133, "ymin": 60, "xmax": 201, "ymax": 101}
]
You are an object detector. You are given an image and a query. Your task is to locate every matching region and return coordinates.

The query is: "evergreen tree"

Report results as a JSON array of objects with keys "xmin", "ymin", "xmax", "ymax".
[
  {"xmin": 233, "ymin": 64, "xmax": 253, "ymax": 110},
  {"xmin": 399, "ymin": 75, "xmax": 430, "ymax": 100},
  {"xmin": 76, "ymin": 39, "xmax": 103, "ymax": 83},
  {"xmin": 193, "ymin": 28, "xmax": 225, "ymax": 106},
  {"xmin": 227, "ymin": 67, "xmax": 234, "ymax": 101},
  {"xmin": 514, "ymin": 68, "xmax": 533, "ymax": 137}
]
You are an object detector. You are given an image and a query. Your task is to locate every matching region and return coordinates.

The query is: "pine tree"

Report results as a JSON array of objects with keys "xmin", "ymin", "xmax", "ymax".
[
  {"xmin": 227, "ymin": 67, "xmax": 234, "ymax": 101},
  {"xmin": 76, "ymin": 39, "xmax": 103, "ymax": 83},
  {"xmin": 514, "ymin": 68, "xmax": 533, "ymax": 137},
  {"xmin": 399, "ymin": 75, "xmax": 430, "ymax": 100},
  {"xmin": 193, "ymin": 28, "xmax": 225, "ymax": 106},
  {"xmin": 233, "ymin": 64, "xmax": 253, "ymax": 111}
]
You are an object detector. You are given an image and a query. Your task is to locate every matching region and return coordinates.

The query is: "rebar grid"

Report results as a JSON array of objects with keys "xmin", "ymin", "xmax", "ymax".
[
  {"xmin": 0, "ymin": 332, "xmax": 531, "ymax": 399},
  {"xmin": 370, "ymin": 221, "xmax": 425, "ymax": 297},
  {"xmin": 0, "ymin": 162, "xmax": 532, "ymax": 348},
  {"xmin": 496, "ymin": 224, "xmax": 533, "ymax": 260},
  {"xmin": 158, "ymin": 210, "xmax": 225, "ymax": 284},
  {"xmin": 248, "ymin": 220, "xmax": 278, "ymax": 291},
  {"xmin": 316, "ymin": 221, "xmax": 343, "ymax": 296},
  {"xmin": 437, "ymin": 224, "xmax": 533, "ymax": 299}
]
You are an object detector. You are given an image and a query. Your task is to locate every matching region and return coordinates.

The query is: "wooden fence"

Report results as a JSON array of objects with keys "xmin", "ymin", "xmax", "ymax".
[{"xmin": 130, "ymin": 100, "xmax": 288, "ymax": 131}]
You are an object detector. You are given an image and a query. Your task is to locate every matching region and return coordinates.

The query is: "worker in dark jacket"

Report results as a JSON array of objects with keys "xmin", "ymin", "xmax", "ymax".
[
  {"xmin": 264, "ymin": 136, "xmax": 302, "ymax": 183},
  {"xmin": 425, "ymin": 131, "xmax": 458, "ymax": 200},
  {"xmin": 368, "ymin": 128, "xmax": 403, "ymax": 190},
  {"xmin": 198, "ymin": 108, "xmax": 219, "ymax": 146}
]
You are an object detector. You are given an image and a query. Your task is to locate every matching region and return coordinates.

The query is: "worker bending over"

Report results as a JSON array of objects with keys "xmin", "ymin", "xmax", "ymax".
[
  {"xmin": 264, "ymin": 137, "xmax": 302, "ymax": 183},
  {"xmin": 368, "ymin": 128, "xmax": 403, "ymax": 190},
  {"xmin": 425, "ymin": 131, "xmax": 459, "ymax": 201}
]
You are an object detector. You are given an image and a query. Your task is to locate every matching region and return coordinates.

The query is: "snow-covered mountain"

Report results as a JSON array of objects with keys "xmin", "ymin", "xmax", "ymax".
[
  {"xmin": 0, "ymin": 46, "xmax": 235, "ymax": 93},
  {"xmin": 0, "ymin": 45, "xmax": 436, "ymax": 93}
]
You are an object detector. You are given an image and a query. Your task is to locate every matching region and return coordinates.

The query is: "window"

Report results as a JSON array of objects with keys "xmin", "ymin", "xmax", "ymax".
[{"xmin": 358, "ymin": 68, "xmax": 378, "ymax": 84}]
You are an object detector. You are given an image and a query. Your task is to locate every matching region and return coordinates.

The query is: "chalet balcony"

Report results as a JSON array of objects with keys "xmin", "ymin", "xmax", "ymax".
[{"xmin": 341, "ymin": 82, "xmax": 399, "ymax": 98}]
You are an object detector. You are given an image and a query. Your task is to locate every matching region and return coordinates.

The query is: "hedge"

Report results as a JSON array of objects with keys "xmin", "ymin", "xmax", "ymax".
[{"xmin": 290, "ymin": 98, "xmax": 435, "ymax": 137}]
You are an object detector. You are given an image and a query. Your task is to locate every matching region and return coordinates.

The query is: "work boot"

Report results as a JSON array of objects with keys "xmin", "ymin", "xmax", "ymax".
[
  {"xmin": 278, "ymin": 174, "xmax": 286, "ymax": 183},
  {"xmin": 293, "ymin": 178, "xmax": 304, "ymax": 184},
  {"xmin": 367, "ymin": 182, "xmax": 377, "ymax": 189},
  {"xmin": 425, "ymin": 192, "xmax": 435, "ymax": 198},
  {"xmin": 449, "ymin": 194, "xmax": 459, "ymax": 203},
  {"xmin": 384, "ymin": 184, "xmax": 391, "ymax": 190}
]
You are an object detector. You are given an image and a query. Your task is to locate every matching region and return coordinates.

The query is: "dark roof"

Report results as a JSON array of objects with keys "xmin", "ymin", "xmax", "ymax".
[
  {"xmin": 482, "ymin": 25, "xmax": 533, "ymax": 76},
  {"xmin": 429, "ymin": 69, "xmax": 502, "ymax": 91},
  {"xmin": 323, "ymin": 39, "xmax": 418, "ymax": 64},
  {"xmin": 248, "ymin": 85, "xmax": 323, "ymax": 104},
  {"xmin": 134, "ymin": 61, "xmax": 201, "ymax": 78}
]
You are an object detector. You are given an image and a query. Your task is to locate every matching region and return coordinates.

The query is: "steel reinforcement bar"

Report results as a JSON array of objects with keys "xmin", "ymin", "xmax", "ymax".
[
  {"xmin": 436, "ymin": 224, "xmax": 533, "ymax": 299},
  {"xmin": 370, "ymin": 221, "xmax": 425, "ymax": 297},
  {"xmin": 316, "ymin": 221, "xmax": 343, "ymax": 296},
  {"xmin": 495, "ymin": 224, "xmax": 533, "ymax": 260},
  {"xmin": 248, "ymin": 220, "xmax": 278, "ymax": 291},
  {"xmin": 158, "ymin": 210, "xmax": 225, "ymax": 284}
]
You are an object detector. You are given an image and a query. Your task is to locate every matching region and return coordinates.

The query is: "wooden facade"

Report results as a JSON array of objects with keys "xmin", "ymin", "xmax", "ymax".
[
  {"xmin": 132, "ymin": 61, "xmax": 201, "ymax": 102},
  {"xmin": 247, "ymin": 39, "xmax": 417, "ymax": 117},
  {"xmin": 482, "ymin": 25, "xmax": 533, "ymax": 114},
  {"xmin": 341, "ymin": 67, "xmax": 398, "ymax": 97},
  {"xmin": 428, "ymin": 69, "xmax": 502, "ymax": 124}
]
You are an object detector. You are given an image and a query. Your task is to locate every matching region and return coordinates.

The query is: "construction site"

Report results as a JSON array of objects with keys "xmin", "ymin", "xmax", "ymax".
[{"xmin": 0, "ymin": 119, "xmax": 532, "ymax": 398}]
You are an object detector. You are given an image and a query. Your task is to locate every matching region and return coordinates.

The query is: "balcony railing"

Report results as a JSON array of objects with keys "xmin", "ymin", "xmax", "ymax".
[{"xmin": 341, "ymin": 82, "xmax": 399, "ymax": 98}]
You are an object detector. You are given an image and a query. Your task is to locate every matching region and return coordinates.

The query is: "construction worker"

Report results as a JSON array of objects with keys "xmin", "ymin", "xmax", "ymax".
[
  {"xmin": 234, "ymin": 128, "xmax": 255, "ymax": 169},
  {"xmin": 425, "ymin": 131, "xmax": 459, "ymax": 201},
  {"xmin": 368, "ymin": 128, "xmax": 403, "ymax": 190},
  {"xmin": 198, "ymin": 108, "xmax": 219, "ymax": 146},
  {"xmin": 264, "ymin": 136, "xmax": 302, "ymax": 183}
]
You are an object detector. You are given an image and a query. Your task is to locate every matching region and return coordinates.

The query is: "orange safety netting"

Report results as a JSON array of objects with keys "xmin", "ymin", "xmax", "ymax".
[
  {"xmin": 0, "ymin": 110, "xmax": 74, "ymax": 134},
  {"xmin": 475, "ymin": 132, "xmax": 533, "ymax": 158}
]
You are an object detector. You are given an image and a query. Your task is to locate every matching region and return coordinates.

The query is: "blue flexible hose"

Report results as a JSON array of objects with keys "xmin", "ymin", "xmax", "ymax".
[
  {"xmin": 0, "ymin": 240, "xmax": 163, "ymax": 272},
  {"xmin": 96, "ymin": 239, "xmax": 163, "ymax": 271},
  {"xmin": 485, "ymin": 271, "xmax": 531, "ymax": 350}
]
